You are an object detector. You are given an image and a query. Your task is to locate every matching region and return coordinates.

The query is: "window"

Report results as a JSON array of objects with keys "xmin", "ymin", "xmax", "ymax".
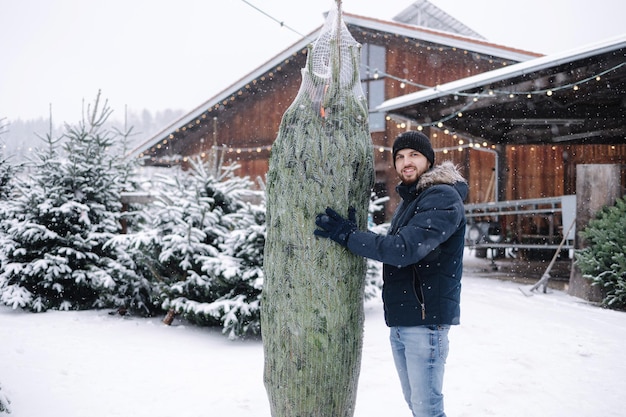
[{"xmin": 360, "ymin": 43, "xmax": 386, "ymax": 132}]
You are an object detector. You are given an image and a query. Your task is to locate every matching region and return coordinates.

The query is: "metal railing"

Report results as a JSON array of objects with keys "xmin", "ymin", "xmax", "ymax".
[{"xmin": 464, "ymin": 195, "xmax": 576, "ymax": 251}]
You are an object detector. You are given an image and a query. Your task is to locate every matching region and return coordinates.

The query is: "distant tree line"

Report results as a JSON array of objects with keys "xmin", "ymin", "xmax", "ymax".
[{"xmin": 1, "ymin": 107, "xmax": 184, "ymax": 162}]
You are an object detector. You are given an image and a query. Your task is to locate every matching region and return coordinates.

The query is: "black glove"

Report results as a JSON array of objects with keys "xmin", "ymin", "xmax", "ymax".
[{"xmin": 314, "ymin": 207, "xmax": 357, "ymax": 247}]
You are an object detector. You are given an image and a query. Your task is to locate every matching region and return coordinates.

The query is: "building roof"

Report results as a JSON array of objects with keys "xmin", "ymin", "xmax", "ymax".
[
  {"xmin": 393, "ymin": 0, "xmax": 485, "ymax": 40},
  {"xmin": 376, "ymin": 33, "xmax": 626, "ymax": 145},
  {"xmin": 130, "ymin": 11, "xmax": 541, "ymax": 160}
]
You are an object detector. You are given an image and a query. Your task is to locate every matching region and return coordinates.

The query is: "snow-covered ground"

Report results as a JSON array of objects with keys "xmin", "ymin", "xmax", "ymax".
[{"xmin": 1, "ymin": 254, "xmax": 624, "ymax": 417}]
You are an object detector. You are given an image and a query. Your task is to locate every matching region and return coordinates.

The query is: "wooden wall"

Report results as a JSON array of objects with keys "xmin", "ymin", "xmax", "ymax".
[
  {"xmin": 505, "ymin": 143, "xmax": 626, "ymax": 201},
  {"xmin": 179, "ymin": 51, "xmax": 308, "ymax": 178}
]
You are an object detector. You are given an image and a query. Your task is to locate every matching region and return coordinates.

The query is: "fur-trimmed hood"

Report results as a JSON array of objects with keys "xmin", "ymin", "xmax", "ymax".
[{"xmin": 416, "ymin": 161, "xmax": 467, "ymax": 190}]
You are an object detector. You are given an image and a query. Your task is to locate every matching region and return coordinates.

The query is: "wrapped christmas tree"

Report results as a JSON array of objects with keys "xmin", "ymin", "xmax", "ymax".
[{"xmin": 262, "ymin": 1, "xmax": 374, "ymax": 416}]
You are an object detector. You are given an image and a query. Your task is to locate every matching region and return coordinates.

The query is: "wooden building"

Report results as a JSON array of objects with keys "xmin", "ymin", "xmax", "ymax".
[
  {"xmin": 131, "ymin": 1, "xmax": 541, "ymax": 221},
  {"xmin": 379, "ymin": 33, "xmax": 626, "ymax": 251}
]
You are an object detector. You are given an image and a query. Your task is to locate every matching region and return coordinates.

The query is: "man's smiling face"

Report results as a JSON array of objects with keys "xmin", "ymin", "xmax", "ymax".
[{"xmin": 394, "ymin": 148, "xmax": 431, "ymax": 185}]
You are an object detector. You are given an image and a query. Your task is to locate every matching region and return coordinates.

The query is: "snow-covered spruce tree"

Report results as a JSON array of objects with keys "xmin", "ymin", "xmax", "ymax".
[
  {"xmin": 364, "ymin": 194, "xmax": 389, "ymax": 301},
  {"xmin": 0, "ymin": 92, "xmax": 150, "ymax": 313},
  {"xmin": 112, "ymin": 158, "xmax": 264, "ymax": 337},
  {"xmin": 163, "ymin": 165, "xmax": 265, "ymax": 338},
  {"xmin": 98, "ymin": 114, "xmax": 157, "ymax": 316},
  {"xmin": 575, "ymin": 195, "xmax": 626, "ymax": 310},
  {"xmin": 0, "ymin": 381, "xmax": 10, "ymax": 415},
  {"xmin": 0, "ymin": 124, "xmax": 21, "ymax": 226},
  {"xmin": 0, "ymin": 117, "xmax": 20, "ymax": 217},
  {"xmin": 197, "ymin": 194, "xmax": 265, "ymax": 338},
  {"xmin": 262, "ymin": 3, "xmax": 375, "ymax": 416},
  {"xmin": 111, "ymin": 114, "xmax": 147, "ymax": 234},
  {"xmin": 0, "ymin": 144, "xmax": 20, "ymax": 297},
  {"xmin": 0, "ymin": 139, "xmax": 20, "ymax": 203}
]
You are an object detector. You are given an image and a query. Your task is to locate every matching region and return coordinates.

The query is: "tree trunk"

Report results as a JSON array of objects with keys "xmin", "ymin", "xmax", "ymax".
[
  {"xmin": 261, "ymin": 6, "xmax": 374, "ymax": 417},
  {"xmin": 162, "ymin": 308, "xmax": 176, "ymax": 325}
]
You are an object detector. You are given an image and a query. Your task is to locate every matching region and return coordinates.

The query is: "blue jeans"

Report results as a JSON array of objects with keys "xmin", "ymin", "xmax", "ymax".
[{"xmin": 389, "ymin": 325, "xmax": 450, "ymax": 417}]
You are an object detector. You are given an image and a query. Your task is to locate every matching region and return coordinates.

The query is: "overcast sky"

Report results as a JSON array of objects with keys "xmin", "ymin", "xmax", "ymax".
[{"xmin": 1, "ymin": 0, "xmax": 624, "ymax": 124}]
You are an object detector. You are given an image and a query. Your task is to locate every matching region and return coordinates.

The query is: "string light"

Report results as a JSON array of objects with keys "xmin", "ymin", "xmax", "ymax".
[
  {"xmin": 405, "ymin": 61, "xmax": 625, "ymax": 130},
  {"xmin": 143, "ymin": 138, "xmax": 494, "ymax": 165},
  {"xmin": 141, "ymin": 2, "xmax": 625, "ymax": 164}
]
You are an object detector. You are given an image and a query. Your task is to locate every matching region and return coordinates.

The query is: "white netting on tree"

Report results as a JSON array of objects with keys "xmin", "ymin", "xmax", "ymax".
[{"xmin": 295, "ymin": 1, "xmax": 367, "ymax": 120}]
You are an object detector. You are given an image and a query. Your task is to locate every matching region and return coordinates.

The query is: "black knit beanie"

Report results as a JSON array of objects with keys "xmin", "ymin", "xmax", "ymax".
[{"xmin": 392, "ymin": 131, "xmax": 435, "ymax": 167}]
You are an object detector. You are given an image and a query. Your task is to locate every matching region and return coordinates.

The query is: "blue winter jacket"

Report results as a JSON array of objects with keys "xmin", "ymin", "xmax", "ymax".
[{"xmin": 347, "ymin": 162, "xmax": 468, "ymax": 327}]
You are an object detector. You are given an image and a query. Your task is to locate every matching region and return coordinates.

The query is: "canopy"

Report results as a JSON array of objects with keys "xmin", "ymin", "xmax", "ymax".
[{"xmin": 377, "ymin": 34, "xmax": 626, "ymax": 145}]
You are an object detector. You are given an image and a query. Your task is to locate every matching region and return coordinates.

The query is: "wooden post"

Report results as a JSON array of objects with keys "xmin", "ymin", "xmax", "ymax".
[
  {"xmin": 162, "ymin": 308, "xmax": 176, "ymax": 325},
  {"xmin": 568, "ymin": 164, "xmax": 622, "ymax": 301}
]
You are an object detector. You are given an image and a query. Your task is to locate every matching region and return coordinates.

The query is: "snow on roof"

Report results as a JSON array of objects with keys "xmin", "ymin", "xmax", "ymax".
[
  {"xmin": 343, "ymin": 13, "xmax": 538, "ymax": 62},
  {"xmin": 377, "ymin": 33, "xmax": 626, "ymax": 113}
]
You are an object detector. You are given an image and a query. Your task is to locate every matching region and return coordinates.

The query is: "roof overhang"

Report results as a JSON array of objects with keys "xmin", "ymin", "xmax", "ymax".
[
  {"xmin": 377, "ymin": 34, "xmax": 626, "ymax": 145},
  {"xmin": 343, "ymin": 14, "xmax": 539, "ymax": 62},
  {"xmin": 130, "ymin": 12, "xmax": 543, "ymax": 162}
]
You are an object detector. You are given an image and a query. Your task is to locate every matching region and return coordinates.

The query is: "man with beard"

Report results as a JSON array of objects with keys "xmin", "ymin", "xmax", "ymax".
[{"xmin": 314, "ymin": 130, "xmax": 468, "ymax": 417}]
